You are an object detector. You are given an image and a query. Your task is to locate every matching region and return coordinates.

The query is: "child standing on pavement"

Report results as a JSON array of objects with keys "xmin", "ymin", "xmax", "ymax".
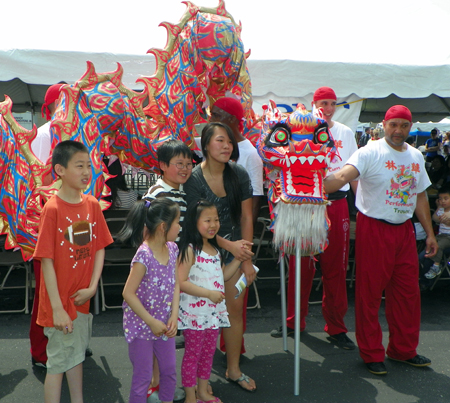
[
  {"xmin": 425, "ymin": 186, "xmax": 450, "ymax": 279},
  {"xmin": 177, "ymin": 200, "xmax": 242, "ymax": 403},
  {"xmin": 33, "ymin": 140, "xmax": 113, "ymax": 403},
  {"xmin": 120, "ymin": 199, "xmax": 181, "ymax": 403},
  {"xmin": 143, "ymin": 139, "xmax": 193, "ymax": 402}
]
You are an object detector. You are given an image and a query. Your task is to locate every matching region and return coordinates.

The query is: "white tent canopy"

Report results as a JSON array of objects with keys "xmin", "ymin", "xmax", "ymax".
[{"xmin": 2, "ymin": 49, "xmax": 450, "ymax": 131}]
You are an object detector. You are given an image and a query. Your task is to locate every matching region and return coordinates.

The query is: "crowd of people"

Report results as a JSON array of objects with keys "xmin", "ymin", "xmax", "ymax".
[{"xmin": 28, "ymin": 84, "xmax": 440, "ymax": 402}]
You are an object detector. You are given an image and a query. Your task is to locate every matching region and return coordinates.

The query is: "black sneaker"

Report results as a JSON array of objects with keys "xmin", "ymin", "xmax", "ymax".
[
  {"xmin": 270, "ymin": 326, "xmax": 294, "ymax": 338},
  {"xmin": 366, "ymin": 362, "xmax": 387, "ymax": 375},
  {"xmin": 329, "ymin": 332, "xmax": 356, "ymax": 350},
  {"xmin": 387, "ymin": 354, "xmax": 431, "ymax": 367}
]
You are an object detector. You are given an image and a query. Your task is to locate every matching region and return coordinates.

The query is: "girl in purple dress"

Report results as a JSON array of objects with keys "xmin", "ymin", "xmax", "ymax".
[
  {"xmin": 177, "ymin": 200, "xmax": 241, "ymax": 403},
  {"xmin": 119, "ymin": 199, "xmax": 181, "ymax": 403}
]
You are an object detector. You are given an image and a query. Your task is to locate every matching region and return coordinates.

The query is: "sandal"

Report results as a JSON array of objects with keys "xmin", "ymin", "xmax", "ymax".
[{"xmin": 225, "ymin": 373, "xmax": 256, "ymax": 392}]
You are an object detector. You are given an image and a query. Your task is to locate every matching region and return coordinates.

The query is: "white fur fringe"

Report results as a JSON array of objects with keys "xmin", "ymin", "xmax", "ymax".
[{"xmin": 272, "ymin": 202, "xmax": 329, "ymax": 256}]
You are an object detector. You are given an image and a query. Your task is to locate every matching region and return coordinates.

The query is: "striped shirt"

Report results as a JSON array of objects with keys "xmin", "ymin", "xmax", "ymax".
[{"xmin": 143, "ymin": 179, "xmax": 187, "ymax": 237}]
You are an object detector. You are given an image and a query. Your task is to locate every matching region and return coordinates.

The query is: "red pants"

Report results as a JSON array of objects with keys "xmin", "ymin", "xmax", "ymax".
[
  {"xmin": 287, "ymin": 197, "xmax": 350, "ymax": 335},
  {"xmin": 29, "ymin": 260, "xmax": 48, "ymax": 364},
  {"xmin": 355, "ymin": 213, "xmax": 420, "ymax": 363}
]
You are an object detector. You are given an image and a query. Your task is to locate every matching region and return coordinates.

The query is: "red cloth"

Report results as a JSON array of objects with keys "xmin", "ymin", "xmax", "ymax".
[
  {"xmin": 313, "ymin": 86, "xmax": 337, "ymax": 102},
  {"xmin": 319, "ymin": 198, "xmax": 350, "ymax": 335},
  {"xmin": 355, "ymin": 213, "xmax": 420, "ymax": 363},
  {"xmin": 287, "ymin": 198, "xmax": 350, "ymax": 334},
  {"xmin": 384, "ymin": 105, "xmax": 412, "ymax": 122},
  {"xmin": 29, "ymin": 260, "xmax": 48, "ymax": 364},
  {"xmin": 41, "ymin": 83, "xmax": 64, "ymax": 121},
  {"xmin": 214, "ymin": 97, "xmax": 244, "ymax": 121},
  {"xmin": 34, "ymin": 194, "xmax": 113, "ymax": 327},
  {"xmin": 214, "ymin": 97, "xmax": 244, "ymax": 132}
]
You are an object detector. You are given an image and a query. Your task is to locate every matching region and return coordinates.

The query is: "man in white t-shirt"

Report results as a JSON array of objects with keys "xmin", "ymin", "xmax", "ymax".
[
  {"xmin": 271, "ymin": 87, "xmax": 358, "ymax": 351},
  {"xmin": 325, "ymin": 105, "xmax": 437, "ymax": 376},
  {"xmin": 31, "ymin": 83, "xmax": 65, "ymax": 164}
]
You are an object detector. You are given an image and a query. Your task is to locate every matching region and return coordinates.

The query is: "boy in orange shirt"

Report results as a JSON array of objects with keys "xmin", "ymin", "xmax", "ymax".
[{"xmin": 34, "ymin": 140, "xmax": 113, "ymax": 403}]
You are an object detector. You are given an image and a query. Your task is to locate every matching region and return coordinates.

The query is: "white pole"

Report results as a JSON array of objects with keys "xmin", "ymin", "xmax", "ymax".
[
  {"xmin": 294, "ymin": 243, "xmax": 301, "ymax": 395},
  {"xmin": 279, "ymin": 255, "xmax": 288, "ymax": 351}
]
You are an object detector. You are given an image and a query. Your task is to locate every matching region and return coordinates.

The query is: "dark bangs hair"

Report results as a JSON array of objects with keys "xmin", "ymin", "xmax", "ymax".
[
  {"xmin": 157, "ymin": 139, "xmax": 192, "ymax": 165},
  {"xmin": 178, "ymin": 199, "xmax": 222, "ymax": 264},
  {"xmin": 201, "ymin": 122, "xmax": 242, "ymax": 224},
  {"xmin": 116, "ymin": 198, "xmax": 179, "ymax": 248},
  {"xmin": 52, "ymin": 140, "xmax": 89, "ymax": 171}
]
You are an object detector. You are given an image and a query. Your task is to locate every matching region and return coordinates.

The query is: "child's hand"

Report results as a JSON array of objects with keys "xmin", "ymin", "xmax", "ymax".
[
  {"xmin": 165, "ymin": 317, "xmax": 178, "ymax": 338},
  {"xmin": 208, "ymin": 290, "xmax": 225, "ymax": 304},
  {"xmin": 148, "ymin": 318, "xmax": 168, "ymax": 338},
  {"xmin": 230, "ymin": 240, "xmax": 254, "ymax": 261},
  {"xmin": 53, "ymin": 307, "xmax": 73, "ymax": 334},
  {"xmin": 71, "ymin": 287, "xmax": 95, "ymax": 306}
]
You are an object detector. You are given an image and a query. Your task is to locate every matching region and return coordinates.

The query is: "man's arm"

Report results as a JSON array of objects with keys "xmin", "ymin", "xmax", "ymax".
[
  {"xmin": 415, "ymin": 191, "xmax": 438, "ymax": 258},
  {"xmin": 41, "ymin": 257, "xmax": 73, "ymax": 334},
  {"xmin": 324, "ymin": 165, "xmax": 360, "ymax": 195}
]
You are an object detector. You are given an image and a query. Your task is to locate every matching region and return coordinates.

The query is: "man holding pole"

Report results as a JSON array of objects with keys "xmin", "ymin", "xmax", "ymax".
[{"xmin": 324, "ymin": 105, "xmax": 437, "ymax": 375}]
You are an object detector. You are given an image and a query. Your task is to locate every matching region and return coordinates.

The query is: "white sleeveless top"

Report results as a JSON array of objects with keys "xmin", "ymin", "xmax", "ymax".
[{"xmin": 178, "ymin": 248, "xmax": 230, "ymax": 330}]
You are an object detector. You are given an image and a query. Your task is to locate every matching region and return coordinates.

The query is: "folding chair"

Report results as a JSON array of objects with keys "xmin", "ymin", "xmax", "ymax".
[
  {"xmin": 248, "ymin": 207, "xmax": 280, "ymax": 309},
  {"xmin": 99, "ymin": 217, "xmax": 136, "ymax": 311},
  {"xmin": 0, "ymin": 235, "xmax": 32, "ymax": 314}
]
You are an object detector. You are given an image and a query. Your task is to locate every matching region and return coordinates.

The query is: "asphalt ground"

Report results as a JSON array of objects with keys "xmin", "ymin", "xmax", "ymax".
[{"xmin": 2, "ymin": 261, "xmax": 450, "ymax": 403}]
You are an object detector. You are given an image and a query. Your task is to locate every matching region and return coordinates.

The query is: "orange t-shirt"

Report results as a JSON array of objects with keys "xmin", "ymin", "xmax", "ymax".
[{"xmin": 34, "ymin": 194, "xmax": 113, "ymax": 327}]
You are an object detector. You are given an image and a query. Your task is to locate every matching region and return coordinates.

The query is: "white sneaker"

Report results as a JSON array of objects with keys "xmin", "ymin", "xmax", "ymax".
[{"xmin": 424, "ymin": 265, "xmax": 443, "ymax": 279}]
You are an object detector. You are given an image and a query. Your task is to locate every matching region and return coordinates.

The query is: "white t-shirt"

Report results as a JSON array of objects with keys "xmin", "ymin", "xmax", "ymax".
[
  {"xmin": 327, "ymin": 121, "xmax": 358, "ymax": 192},
  {"xmin": 347, "ymin": 138, "xmax": 431, "ymax": 224},
  {"xmin": 436, "ymin": 208, "xmax": 450, "ymax": 235},
  {"xmin": 237, "ymin": 139, "xmax": 264, "ymax": 196},
  {"xmin": 31, "ymin": 121, "xmax": 52, "ymax": 164}
]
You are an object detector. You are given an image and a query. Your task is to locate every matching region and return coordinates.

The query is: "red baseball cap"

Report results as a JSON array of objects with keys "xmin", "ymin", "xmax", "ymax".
[
  {"xmin": 213, "ymin": 97, "xmax": 245, "ymax": 131},
  {"xmin": 41, "ymin": 83, "xmax": 65, "ymax": 121},
  {"xmin": 313, "ymin": 87, "xmax": 337, "ymax": 102},
  {"xmin": 384, "ymin": 105, "xmax": 412, "ymax": 122}
]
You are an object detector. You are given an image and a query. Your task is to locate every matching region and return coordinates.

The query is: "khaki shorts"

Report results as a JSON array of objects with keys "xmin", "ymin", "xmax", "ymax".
[{"xmin": 44, "ymin": 312, "xmax": 92, "ymax": 374}]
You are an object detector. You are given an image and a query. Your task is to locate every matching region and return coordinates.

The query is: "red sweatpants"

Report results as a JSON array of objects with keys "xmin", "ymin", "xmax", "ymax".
[
  {"xmin": 29, "ymin": 260, "xmax": 48, "ymax": 364},
  {"xmin": 355, "ymin": 213, "xmax": 420, "ymax": 363},
  {"xmin": 287, "ymin": 197, "xmax": 350, "ymax": 335}
]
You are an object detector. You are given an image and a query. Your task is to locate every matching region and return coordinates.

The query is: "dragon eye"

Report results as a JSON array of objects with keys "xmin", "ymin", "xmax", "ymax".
[
  {"xmin": 266, "ymin": 127, "xmax": 290, "ymax": 147},
  {"xmin": 274, "ymin": 129, "xmax": 287, "ymax": 143},
  {"xmin": 314, "ymin": 123, "xmax": 330, "ymax": 144}
]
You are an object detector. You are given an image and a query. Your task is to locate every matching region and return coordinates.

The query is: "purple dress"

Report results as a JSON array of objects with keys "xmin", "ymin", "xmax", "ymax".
[{"xmin": 123, "ymin": 242, "xmax": 178, "ymax": 343}]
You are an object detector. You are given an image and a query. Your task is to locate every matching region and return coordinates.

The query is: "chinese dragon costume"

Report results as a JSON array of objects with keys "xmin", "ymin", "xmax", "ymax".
[{"xmin": 257, "ymin": 100, "xmax": 338, "ymax": 256}]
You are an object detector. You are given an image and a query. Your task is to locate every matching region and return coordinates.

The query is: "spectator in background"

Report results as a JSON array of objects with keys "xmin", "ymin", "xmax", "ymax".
[
  {"xmin": 367, "ymin": 128, "xmax": 381, "ymax": 144},
  {"xmin": 443, "ymin": 145, "xmax": 450, "ymax": 159},
  {"xmin": 358, "ymin": 127, "xmax": 371, "ymax": 147},
  {"xmin": 104, "ymin": 157, "xmax": 138, "ymax": 209},
  {"xmin": 442, "ymin": 131, "xmax": 450, "ymax": 148},
  {"xmin": 405, "ymin": 136, "xmax": 416, "ymax": 147},
  {"xmin": 425, "ymin": 128, "xmax": 442, "ymax": 162},
  {"xmin": 428, "ymin": 155, "xmax": 446, "ymax": 190}
]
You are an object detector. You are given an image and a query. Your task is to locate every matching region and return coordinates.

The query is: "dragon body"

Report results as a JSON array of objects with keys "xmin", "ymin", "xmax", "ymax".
[{"xmin": 0, "ymin": 0, "xmax": 255, "ymax": 258}]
